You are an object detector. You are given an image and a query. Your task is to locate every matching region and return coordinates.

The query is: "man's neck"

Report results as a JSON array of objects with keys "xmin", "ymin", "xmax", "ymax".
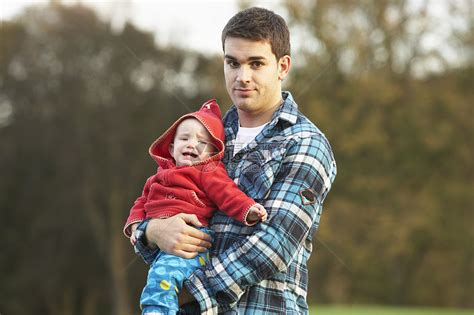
[{"xmin": 238, "ymin": 99, "xmax": 283, "ymax": 128}]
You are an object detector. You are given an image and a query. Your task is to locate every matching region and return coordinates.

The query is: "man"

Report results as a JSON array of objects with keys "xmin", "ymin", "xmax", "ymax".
[{"xmin": 134, "ymin": 7, "xmax": 337, "ymax": 314}]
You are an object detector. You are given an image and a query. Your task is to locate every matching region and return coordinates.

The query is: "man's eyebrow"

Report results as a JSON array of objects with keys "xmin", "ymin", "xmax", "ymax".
[
  {"xmin": 224, "ymin": 54, "xmax": 266, "ymax": 61},
  {"xmin": 224, "ymin": 54, "xmax": 237, "ymax": 60}
]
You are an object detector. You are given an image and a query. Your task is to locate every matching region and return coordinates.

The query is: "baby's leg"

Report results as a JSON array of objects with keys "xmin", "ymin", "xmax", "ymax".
[{"xmin": 140, "ymin": 251, "xmax": 209, "ymax": 315}]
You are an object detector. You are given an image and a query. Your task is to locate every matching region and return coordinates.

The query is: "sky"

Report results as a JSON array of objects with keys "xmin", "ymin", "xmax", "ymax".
[
  {"xmin": 0, "ymin": 0, "xmax": 285, "ymax": 54},
  {"xmin": 0, "ymin": 0, "xmax": 468, "ymax": 73}
]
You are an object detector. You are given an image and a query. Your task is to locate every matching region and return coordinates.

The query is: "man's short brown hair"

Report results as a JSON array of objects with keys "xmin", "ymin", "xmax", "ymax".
[{"xmin": 221, "ymin": 7, "xmax": 291, "ymax": 60}]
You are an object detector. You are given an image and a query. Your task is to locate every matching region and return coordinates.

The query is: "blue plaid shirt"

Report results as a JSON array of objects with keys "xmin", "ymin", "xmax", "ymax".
[{"xmin": 136, "ymin": 92, "xmax": 336, "ymax": 314}]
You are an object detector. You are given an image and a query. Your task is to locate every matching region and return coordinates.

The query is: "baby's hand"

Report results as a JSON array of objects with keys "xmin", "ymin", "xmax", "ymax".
[
  {"xmin": 130, "ymin": 223, "xmax": 139, "ymax": 245},
  {"xmin": 247, "ymin": 203, "xmax": 268, "ymax": 224}
]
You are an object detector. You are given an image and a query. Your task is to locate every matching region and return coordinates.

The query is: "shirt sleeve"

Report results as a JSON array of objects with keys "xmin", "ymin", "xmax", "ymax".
[
  {"xmin": 133, "ymin": 219, "xmax": 160, "ymax": 265},
  {"xmin": 184, "ymin": 134, "xmax": 337, "ymax": 310},
  {"xmin": 200, "ymin": 163, "xmax": 258, "ymax": 225}
]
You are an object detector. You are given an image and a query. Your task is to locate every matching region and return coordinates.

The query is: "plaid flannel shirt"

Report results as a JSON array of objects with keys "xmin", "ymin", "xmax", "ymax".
[{"xmin": 135, "ymin": 92, "xmax": 336, "ymax": 314}]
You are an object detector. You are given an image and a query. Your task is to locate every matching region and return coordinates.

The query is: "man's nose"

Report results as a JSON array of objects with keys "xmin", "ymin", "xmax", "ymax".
[{"xmin": 236, "ymin": 66, "xmax": 251, "ymax": 83}]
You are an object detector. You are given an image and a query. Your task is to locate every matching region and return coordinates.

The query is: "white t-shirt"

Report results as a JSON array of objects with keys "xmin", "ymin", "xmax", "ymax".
[{"xmin": 233, "ymin": 122, "xmax": 268, "ymax": 156}]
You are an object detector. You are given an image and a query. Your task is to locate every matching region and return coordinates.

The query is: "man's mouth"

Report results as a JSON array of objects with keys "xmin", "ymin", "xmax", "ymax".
[{"xmin": 234, "ymin": 88, "xmax": 254, "ymax": 97}]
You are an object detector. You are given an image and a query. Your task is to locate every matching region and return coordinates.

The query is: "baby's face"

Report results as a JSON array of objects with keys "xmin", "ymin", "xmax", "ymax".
[{"xmin": 170, "ymin": 118, "xmax": 216, "ymax": 166}]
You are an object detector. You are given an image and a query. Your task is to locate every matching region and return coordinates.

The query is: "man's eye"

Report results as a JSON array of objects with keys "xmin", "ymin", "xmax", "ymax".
[
  {"xmin": 251, "ymin": 61, "xmax": 263, "ymax": 68},
  {"xmin": 227, "ymin": 60, "xmax": 239, "ymax": 68}
]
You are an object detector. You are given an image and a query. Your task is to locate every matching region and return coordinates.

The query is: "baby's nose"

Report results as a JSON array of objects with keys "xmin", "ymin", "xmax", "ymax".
[{"xmin": 187, "ymin": 139, "xmax": 198, "ymax": 148}]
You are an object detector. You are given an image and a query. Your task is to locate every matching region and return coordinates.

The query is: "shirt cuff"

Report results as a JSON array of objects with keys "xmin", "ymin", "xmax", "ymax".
[
  {"xmin": 184, "ymin": 269, "xmax": 218, "ymax": 314},
  {"xmin": 134, "ymin": 219, "xmax": 160, "ymax": 265}
]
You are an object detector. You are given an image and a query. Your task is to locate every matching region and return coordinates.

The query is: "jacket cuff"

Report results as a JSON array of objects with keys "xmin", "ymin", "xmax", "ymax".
[{"xmin": 123, "ymin": 218, "xmax": 144, "ymax": 237}]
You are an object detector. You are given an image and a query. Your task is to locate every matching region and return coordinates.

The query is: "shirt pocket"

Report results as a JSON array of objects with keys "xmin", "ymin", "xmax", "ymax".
[{"xmin": 237, "ymin": 144, "xmax": 286, "ymax": 201}]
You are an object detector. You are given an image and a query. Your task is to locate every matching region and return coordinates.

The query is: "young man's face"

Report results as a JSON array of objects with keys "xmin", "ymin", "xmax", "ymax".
[
  {"xmin": 170, "ymin": 118, "xmax": 215, "ymax": 166},
  {"xmin": 223, "ymin": 37, "xmax": 290, "ymax": 124}
]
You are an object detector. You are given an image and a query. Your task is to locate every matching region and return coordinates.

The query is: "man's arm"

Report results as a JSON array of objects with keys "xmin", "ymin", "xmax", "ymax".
[
  {"xmin": 134, "ymin": 214, "xmax": 213, "ymax": 264},
  {"xmin": 184, "ymin": 135, "xmax": 337, "ymax": 309},
  {"xmin": 145, "ymin": 214, "xmax": 212, "ymax": 257}
]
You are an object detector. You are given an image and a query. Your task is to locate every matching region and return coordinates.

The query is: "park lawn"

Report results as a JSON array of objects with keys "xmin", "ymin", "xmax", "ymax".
[{"xmin": 309, "ymin": 305, "xmax": 474, "ymax": 315}]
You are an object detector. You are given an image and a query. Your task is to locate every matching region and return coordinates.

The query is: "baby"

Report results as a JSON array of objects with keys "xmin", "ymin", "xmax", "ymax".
[{"xmin": 123, "ymin": 99, "xmax": 267, "ymax": 314}]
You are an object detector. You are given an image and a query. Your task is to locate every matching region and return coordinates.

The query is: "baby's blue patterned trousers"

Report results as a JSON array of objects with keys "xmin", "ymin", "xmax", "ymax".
[{"xmin": 140, "ymin": 227, "xmax": 212, "ymax": 315}]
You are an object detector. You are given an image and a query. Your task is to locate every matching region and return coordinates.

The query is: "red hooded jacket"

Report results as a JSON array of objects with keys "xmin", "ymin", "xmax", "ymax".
[{"xmin": 123, "ymin": 99, "xmax": 258, "ymax": 237}]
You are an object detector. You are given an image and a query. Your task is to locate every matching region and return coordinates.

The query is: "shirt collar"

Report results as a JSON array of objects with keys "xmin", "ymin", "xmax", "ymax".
[
  {"xmin": 269, "ymin": 91, "xmax": 299, "ymax": 125},
  {"xmin": 224, "ymin": 91, "xmax": 299, "ymax": 138}
]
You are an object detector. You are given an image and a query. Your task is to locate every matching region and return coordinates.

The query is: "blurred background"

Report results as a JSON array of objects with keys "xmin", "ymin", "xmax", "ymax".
[{"xmin": 0, "ymin": 0, "xmax": 472, "ymax": 314}]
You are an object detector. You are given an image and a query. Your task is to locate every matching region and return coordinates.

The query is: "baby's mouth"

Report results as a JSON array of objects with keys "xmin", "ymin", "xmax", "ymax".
[{"xmin": 183, "ymin": 152, "xmax": 198, "ymax": 158}]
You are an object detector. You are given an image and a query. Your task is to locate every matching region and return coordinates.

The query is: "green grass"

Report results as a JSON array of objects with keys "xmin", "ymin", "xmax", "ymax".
[{"xmin": 309, "ymin": 305, "xmax": 474, "ymax": 315}]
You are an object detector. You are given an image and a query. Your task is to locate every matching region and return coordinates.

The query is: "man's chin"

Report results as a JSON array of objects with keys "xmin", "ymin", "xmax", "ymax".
[{"xmin": 234, "ymin": 98, "xmax": 256, "ymax": 110}]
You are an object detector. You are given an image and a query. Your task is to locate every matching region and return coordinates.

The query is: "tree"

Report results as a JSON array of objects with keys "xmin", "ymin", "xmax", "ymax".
[
  {"xmin": 0, "ymin": 3, "xmax": 225, "ymax": 314},
  {"xmin": 283, "ymin": 0, "xmax": 474, "ymax": 307}
]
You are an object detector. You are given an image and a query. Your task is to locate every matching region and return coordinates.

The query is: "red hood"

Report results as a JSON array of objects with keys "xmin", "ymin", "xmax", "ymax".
[{"xmin": 149, "ymin": 99, "xmax": 225, "ymax": 168}]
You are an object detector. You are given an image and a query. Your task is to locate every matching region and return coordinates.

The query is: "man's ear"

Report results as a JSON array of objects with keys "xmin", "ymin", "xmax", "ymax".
[
  {"xmin": 278, "ymin": 55, "xmax": 291, "ymax": 81},
  {"xmin": 169, "ymin": 143, "xmax": 174, "ymax": 157}
]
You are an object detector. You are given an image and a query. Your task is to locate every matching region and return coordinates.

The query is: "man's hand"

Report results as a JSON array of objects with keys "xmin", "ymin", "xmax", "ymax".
[{"xmin": 145, "ymin": 213, "xmax": 212, "ymax": 258}]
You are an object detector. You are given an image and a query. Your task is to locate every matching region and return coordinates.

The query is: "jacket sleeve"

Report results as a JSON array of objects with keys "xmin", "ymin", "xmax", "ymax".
[
  {"xmin": 185, "ymin": 135, "xmax": 337, "ymax": 311},
  {"xmin": 200, "ymin": 163, "xmax": 257, "ymax": 225},
  {"xmin": 123, "ymin": 174, "xmax": 155, "ymax": 237}
]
